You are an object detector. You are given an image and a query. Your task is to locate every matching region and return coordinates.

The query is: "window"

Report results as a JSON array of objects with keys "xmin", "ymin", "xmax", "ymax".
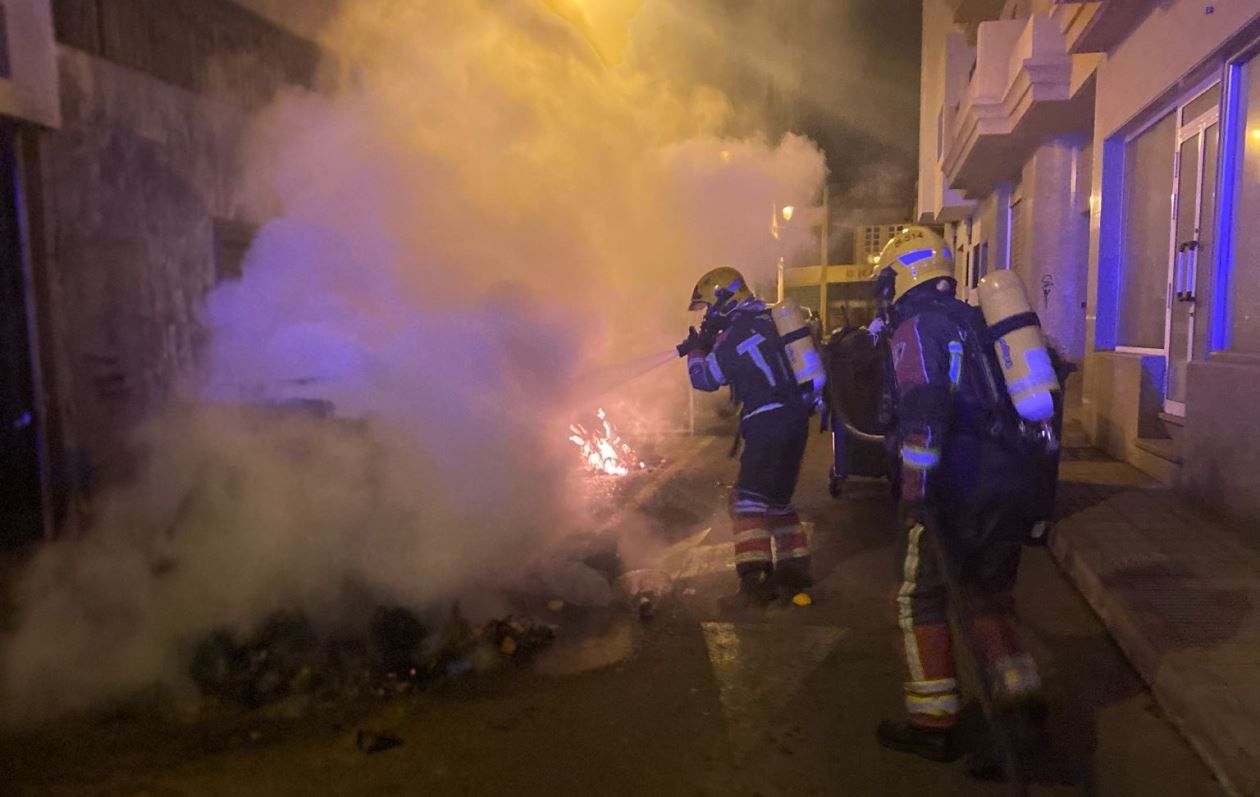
[
  {"xmin": 1008, "ymin": 192, "xmax": 1025, "ymax": 276},
  {"xmin": 1118, "ymin": 112, "xmax": 1177, "ymax": 349},
  {"xmin": 1183, "ymin": 83, "xmax": 1222, "ymax": 126},
  {"xmin": 1226, "ymin": 54, "xmax": 1260, "ymax": 353},
  {"xmin": 937, "ymin": 108, "xmax": 944, "ymax": 161},
  {"xmin": 1075, "ymin": 143, "xmax": 1093, "ymax": 217},
  {"xmin": 864, "ymin": 226, "xmax": 879, "ymax": 254}
]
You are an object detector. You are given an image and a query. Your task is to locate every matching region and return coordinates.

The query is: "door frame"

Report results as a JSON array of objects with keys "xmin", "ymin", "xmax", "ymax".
[
  {"xmin": 1115, "ymin": 106, "xmax": 1178, "ymax": 359},
  {"xmin": 1162, "ymin": 81, "xmax": 1221, "ymax": 415}
]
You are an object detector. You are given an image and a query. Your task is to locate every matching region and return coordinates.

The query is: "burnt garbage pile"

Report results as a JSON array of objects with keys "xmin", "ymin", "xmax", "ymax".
[
  {"xmin": 185, "ymin": 533, "xmax": 671, "ymax": 710},
  {"xmin": 190, "ymin": 605, "xmax": 555, "ymax": 709},
  {"xmin": 180, "ymin": 533, "xmax": 632, "ymax": 711}
]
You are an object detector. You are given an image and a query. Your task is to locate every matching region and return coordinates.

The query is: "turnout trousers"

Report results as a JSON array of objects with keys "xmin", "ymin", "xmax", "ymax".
[
  {"xmin": 897, "ymin": 439, "xmax": 1044, "ymax": 728},
  {"xmin": 730, "ymin": 405, "xmax": 812, "ymax": 589}
]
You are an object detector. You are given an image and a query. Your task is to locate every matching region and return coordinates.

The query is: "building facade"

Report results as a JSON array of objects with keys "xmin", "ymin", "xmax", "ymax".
[
  {"xmin": 919, "ymin": 0, "xmax": 1260, "ymax": 519},
  {"xmin": 0, "ymin": 0, "xmax": 333, "ymax": 546}
]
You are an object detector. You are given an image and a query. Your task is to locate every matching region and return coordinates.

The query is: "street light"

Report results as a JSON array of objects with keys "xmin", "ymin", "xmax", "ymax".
[{"xmin": 773, "ymin": 203, "xmax": 789, "ymax": 303}]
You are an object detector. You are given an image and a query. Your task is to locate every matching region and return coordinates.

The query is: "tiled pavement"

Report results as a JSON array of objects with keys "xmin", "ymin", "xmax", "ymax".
[{"xmin": 1051, "ymin": 450, "xmax": 1260, "ymax": 796}]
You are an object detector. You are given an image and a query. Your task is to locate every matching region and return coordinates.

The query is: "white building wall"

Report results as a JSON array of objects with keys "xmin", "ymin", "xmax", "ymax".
[
  {"xmin": 1018, "ymin": 137, "xmax": 1089, "ymax": 360},
  {"xmin": 1081, "ymin": 0, "xmax": 1260, "ymax": 519},
  {"xmin": 0, "ymin": 0, "xmax": 60, "ymax": 128},
  {"xmin": 918, "ymin": 0, "xmax": 975, "ymax": 222},
  {"xmin": 917, "ymin": 0, "xmax": 951, "ymax": 221},
  {"xmin": 1094, "ymin": 3, "xmax": 1260, "ymax": 142}
]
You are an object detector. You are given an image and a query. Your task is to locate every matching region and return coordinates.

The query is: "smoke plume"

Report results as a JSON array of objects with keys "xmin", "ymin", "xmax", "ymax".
[{"xmin": 1, "ymin": 0, "xmax": 827, "ymax": 722}]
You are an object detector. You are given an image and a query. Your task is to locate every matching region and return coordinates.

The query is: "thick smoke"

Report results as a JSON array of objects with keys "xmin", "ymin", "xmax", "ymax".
[
  {"xmin": 0, "ymin": 0, "xmax": 826, "ymax": 722},
  {"xmin": 628, "ymin": 0, "xmax": 921, "ymax": 226}
]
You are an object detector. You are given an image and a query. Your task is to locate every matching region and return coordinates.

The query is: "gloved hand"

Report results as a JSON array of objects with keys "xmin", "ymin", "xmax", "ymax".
[
  {"xmin": 676, "ymin": 321, "xmax": 719, "ymax": 358},
  {"xmin": 676, "ymin": 326, "xmax": 704, "ymax": 358}
]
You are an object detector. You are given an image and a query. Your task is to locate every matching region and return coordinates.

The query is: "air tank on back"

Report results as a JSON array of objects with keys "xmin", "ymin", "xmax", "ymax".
[
  {"xmin": 976, "ymin": 270, "xmax": 1058, "ymax": 423},
  {"xmin": 771, "ymin": 297, "xmax": 826, "ymax": 405}
]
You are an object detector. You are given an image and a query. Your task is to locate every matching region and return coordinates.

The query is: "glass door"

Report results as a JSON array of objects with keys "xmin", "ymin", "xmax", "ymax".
[{"xmin": 1165, "ymin": 84, "xmax": 1220, "ymax": 415}]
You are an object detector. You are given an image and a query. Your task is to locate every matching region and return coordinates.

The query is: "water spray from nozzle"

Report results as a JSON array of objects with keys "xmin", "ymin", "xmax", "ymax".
[{"xmin": 569, "ymin": 348, "xmax": 679, "ymax": 409}]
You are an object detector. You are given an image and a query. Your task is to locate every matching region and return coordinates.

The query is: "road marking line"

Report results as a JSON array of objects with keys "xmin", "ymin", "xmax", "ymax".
[{"xmin": 701, "ymin": 621, "xmax": 847, "ymax": 752}]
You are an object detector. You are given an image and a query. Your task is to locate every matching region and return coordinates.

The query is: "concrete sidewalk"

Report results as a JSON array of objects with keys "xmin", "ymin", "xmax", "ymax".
[{"xmin": 1050, "ymin": 445, "xmax": 1260, "ymax": 796}]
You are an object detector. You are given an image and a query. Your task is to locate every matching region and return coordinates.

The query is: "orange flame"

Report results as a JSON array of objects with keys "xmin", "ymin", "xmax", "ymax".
[{"xmin": 568, "ymin": 408, "xmax": 645, "ymax": 476}]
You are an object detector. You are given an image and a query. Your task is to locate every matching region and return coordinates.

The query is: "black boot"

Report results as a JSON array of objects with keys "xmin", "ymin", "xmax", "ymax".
[
  {"xmin": 771, "ymin": 556, "xmax": 811, "ymax": 594},
  {"xmin": 876, "ymin": 719, "xmax": 959, "ymax": 762},
  {"xmin": 737, "ymin": 568, "xmax": 777, "ymax": 607}
]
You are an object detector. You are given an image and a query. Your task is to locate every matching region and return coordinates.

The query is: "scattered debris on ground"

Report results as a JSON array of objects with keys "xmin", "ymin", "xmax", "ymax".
[
  {"xmin": 615, "ymin": 568, "xmax": 673, "ymax": 623},
  {"xmin": 176, "ymin": 439, "xmax": 697, "ymax": 714},
  {"xmin": 190, "ymin": 605, "xmax": 557, "ymax": 710}
]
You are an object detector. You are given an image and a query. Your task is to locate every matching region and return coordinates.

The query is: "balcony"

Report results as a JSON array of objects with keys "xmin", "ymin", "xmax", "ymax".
[
  {"xmin": 940, "ymin": 13, "xmax": 1098, "ymax": 198},
  {"xmin": 946, "ymin": 0, "xmax": 1006, "ymax": 24},
  {"xmin": 0, "ymin": 0, "xmax": 60, "ymax": 128},
  {"xmin": 1051, "ymin": 0, "xmax": 1150, "ymax": 54},
  {"xmin": 1050, "ymin": 1, "xmax": 1102, "ymax": 53}
]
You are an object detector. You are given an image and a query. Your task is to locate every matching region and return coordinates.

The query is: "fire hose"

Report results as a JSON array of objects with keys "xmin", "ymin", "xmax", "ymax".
[{"xmin": 825, "ymin": 399, "xmax": 887, "ymax": 444}]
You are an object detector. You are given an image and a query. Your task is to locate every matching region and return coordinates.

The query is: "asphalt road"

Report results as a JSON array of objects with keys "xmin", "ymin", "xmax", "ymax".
[{"xmin": 0, "ymin": 430, "xmax": 1223, "ymax": 796}]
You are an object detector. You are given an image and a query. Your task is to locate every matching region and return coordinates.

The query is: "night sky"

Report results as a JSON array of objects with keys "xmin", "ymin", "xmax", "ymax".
[{"xmin": 631, "ymin": 0, "xmax": 924, "ymax": 210}]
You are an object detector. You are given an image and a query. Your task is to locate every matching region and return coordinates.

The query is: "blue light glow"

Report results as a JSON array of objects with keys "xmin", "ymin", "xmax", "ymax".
[
  {"xmin": 898, "ymin": 249, "xmax": 935, "ymax": 267},
  {"xmin": 947, "ymin": 340, "xmax": 963, "ymax": 388},
  {"xmin": 902, "ymin": 444, "xmax": 941, "ymax": 470},
  {"xmin": 1212, "ymin": 61, "xmax": 1244, "ymax": 352}
]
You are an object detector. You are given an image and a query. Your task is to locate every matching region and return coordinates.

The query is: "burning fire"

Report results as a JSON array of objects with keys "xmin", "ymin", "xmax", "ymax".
[{"xmin": 569, "ymin": 408, "xmax": 646, "ymax": 476}]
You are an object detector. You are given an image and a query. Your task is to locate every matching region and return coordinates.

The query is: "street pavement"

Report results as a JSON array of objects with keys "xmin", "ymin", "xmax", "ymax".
[
  {"xmin": 0, "ymin": 429, "xmax": 1224, "ymax": 796},
  {"xmin": 1050, "ymin": 437, "xmax": 1260, "ymax": 797}
]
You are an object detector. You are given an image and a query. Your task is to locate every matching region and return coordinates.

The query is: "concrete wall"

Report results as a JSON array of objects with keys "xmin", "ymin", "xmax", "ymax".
[
  {"xmin": 919, "ymin": 0, "xmax": 976, "ymax": 221},
  {"xmin": 1182, "ymin": 359, "xmax": 1260, "ymax": 518},
  {"xmin": 26, "ymin": 0, "xmax": 323, "ymax": 521},
  {"xmin": 33, "ymin": 49, "xmax": 257, "ymax": 489},
  {"xmin": 49, "ymin": 0, "xmax": 321, "ymax": 111},
  {"xmin": 0, "ymin": 0, "xmax": 61, "ymax": 127},
  {"xmin": 1086, "ymin": 351, "xmax": 1166, "ymax": 462},
  {"xmin": 1013, "ymin": 137, "xmax": 1089, "ymax": 360},
  {"xmin": 1001, "ymin": 0, "xmax": 1055, "ymax": 19},
  {"xmin": 918, "ymin": 0, "xmax": 950, "ymax": 220},
  {"xmin": 1093, "ymin": 3, "xmax": 1260, "ymax": 142}
]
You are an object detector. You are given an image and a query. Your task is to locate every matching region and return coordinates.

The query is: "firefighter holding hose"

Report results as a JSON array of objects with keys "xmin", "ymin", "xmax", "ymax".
[
  {"xmin": 872, "ymin": 227, "xmax": 1055, "ymax": 778},
  {"xmin": 677, "ymin": 267, "xmax": 824, "ymax": 607}
]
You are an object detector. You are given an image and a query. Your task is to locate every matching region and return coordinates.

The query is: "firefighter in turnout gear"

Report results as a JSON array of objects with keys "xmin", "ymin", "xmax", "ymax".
[
  {"xmin": 677, "ymin": 267, "xmax": 813, "ymax": 606},
  {"xmin": 872, "ymin": 227, "xmax": 1049, "ymax": 767}
]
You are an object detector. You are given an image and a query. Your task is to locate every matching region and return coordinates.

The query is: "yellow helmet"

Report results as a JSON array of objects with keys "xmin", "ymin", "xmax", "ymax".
[
  {"xmin": 688, "ymin": 266, "xmax": 754, "ymax": 312},
  {"xmin": 872, "ymin": 226, "xmax": 954, "ymax": 304}
]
